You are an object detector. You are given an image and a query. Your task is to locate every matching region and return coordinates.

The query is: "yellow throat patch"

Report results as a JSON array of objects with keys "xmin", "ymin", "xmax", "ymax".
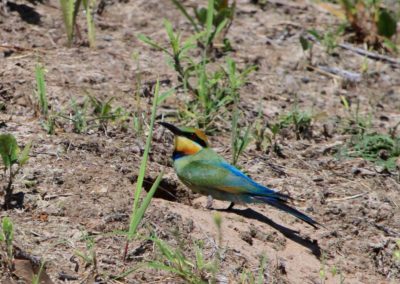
[{"xmin": 174, "ymin": 136, "xmax": 203, "ymax": 155}]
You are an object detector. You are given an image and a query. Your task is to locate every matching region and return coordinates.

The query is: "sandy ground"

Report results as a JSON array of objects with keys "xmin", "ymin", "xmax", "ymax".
[{"xmin": 1, "ymin": 0, "xmax": 400, "ymax": 283}]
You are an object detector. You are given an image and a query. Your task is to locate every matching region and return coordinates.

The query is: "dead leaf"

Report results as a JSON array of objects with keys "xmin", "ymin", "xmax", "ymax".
[{"xmin": 14, "ymin": 259, "xmax": 54, "ymax": 284}]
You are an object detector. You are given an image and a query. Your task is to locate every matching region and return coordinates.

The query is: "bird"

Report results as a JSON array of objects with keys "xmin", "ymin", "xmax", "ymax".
[{"xmin": 160, "ymin": 122, "xmax": 321, "ymax": 228}]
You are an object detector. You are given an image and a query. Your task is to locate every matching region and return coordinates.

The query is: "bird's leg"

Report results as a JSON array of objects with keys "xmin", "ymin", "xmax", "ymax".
[
  {"xmin": 226, "ymin": 202, "xmax": 235, "ymax": 210},
  {"xmin": 206, "ymin": 195, "xmax": 213, "ymax": 209}
]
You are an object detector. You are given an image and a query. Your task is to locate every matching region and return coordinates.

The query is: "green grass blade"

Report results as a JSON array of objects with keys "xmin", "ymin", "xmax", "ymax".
[
  {"xmin": 59, "ymin": 0, "xmax": 79, "ymax": 46},
  {"xmin": 171, "ymin": 0, "xmax": 200, "ymax": 32},
  {"xmin": 212, "ymin": 18, "xmax": 228, "ymax": 42},
  {"xmin": 35, "ymin": 64, "xmax": 48, "ymax": 117},
  {"xmin": 128, "ymin": 170, "xmax": 164, "ymax": 238},
  {"xmin": 205, "ymin": 0, "xmax": 215, "ymax": 45},
  {"xmin": 128, "ymin": 80, "xmax": 160, "ymax": 240},
  {"xmin": 83, "ymin": 0, "xmax": 96, "ymax": 48},
  {"xmin": 164, "ymin": 20, "xmax": 179, "ymax": 55},
  {"xmin": 137, "ymin": 34, "xmax": 172, "ymax": 55},
  {"xmin": 157, "ymin": 88, "xmax": 175, "ymax": 106}
]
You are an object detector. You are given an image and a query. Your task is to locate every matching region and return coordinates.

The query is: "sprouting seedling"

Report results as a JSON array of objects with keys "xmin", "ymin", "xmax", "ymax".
[
  {"xmin": 172, "ymin": 0, "xmax": 236, "ymax": 52},
  {"xmin": 138, "ymin": 19, "xmax": 203, "ymax": 95},
  {"xmin": 35, "ymin": 63, "xmax": 48, "ymax": 118},
  {"xmin": 139, "ymin": 23, "xmax": 254, "ymax": 129},
  {"xmin": 88, "ymin": 95, "xmax": 117, "ymax": 132},
  {"xmin": 35, "ymin": 63, "xmax": 58, "ymax": 135},
  {"xmin": 59, "ymin": 0, "xmax": 96, "ymax": 47},
  {"xmin": 0, "ymin": 134, "xmax": 31, "ymax": 210},
  {"xmin": 0, "ymin": 217, "xmax": 14, "ymax": 271},
  {"xmin": 32, "ymin": 261, "xmax": 46, "ymax": 284},
  {"xmin": 394, "ymin": 240, "xmax": 400, "ymax": 262},
  {"xmin": 57, "ymin": 98, "xmax": 90, "ymax": 133},
  {"xmin": 75, "ymin": 234, "xmax": 97, "ymax": 271},
  {"xmin": 278, "ymin": 107, "xmax": 313, "ymax": 140}
]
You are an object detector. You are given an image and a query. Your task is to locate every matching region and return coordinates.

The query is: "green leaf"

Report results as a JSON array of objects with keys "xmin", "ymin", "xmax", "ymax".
[
  {"xmin": 212, "ymin": 17, "xmax": 228, "ymax": 42},
  {"xmin": 195, "ymin": 7, "xmax": 208, "ymax": 26},
  {"xmin": 171, "ymin": 0, "xmax": 200, "ymax": 32},
  {"xmin": 300, "ymin": 35, "xmax": 311, "ymax": 51},
  {"xmin": 128, "ymin": 80, "xmax": 161, "ymax": 240},
  {"xmin": 35, "ymin": 64, "xmax": 48, "ymax": 117},
  {"xmin": 2, "ymin": 217, "xmax": 14, "ymax": 242},
  {"xmin": 377, "ymin": 8, "xmax": 397, "ymax": 38},
  {"xmin": 157, "ymin": 88, "xmax": 175, "ymax": 106},
  {"xmin": 18, "ymin": 141, "xmax": 31, "ymax": 166},
  {"xmin": 308, "ymin": 29, "xmax": 322, "ymax": 41},
  {"xmin": 129, "ymin": 170, "xmax": 164, "ymax": 236},
  {"xmin": 0, "ymin": 134, "xmax": 20, "ymax": 168},
  {"xmin": 205, "ymin": 0, "xmax": 215, "ymax": 42},
  {"xmin": 137, "ymin": 34, "xmax": 171, "ymax": 55},
  {"xmin": 164, "ymin": 20, "xmax": 179, "ymax": 55}
]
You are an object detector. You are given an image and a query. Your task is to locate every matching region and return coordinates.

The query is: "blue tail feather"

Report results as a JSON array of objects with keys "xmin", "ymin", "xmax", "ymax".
[{"xmin": 253, "ymin": 196, "xmax": 320, "ymax": 228}]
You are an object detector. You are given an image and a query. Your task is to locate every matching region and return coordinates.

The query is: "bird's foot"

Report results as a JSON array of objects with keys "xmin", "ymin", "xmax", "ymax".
[
  {"xmin": 226, "ymin": 202, "xmax": 235, "ymax": 211},
  {"xmin": 205, "ymin": 195, "xmax": 213, "ymax": 209}
]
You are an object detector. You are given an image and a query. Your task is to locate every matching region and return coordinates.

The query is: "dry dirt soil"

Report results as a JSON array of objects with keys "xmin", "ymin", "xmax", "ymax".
[{"xmin": 1, "ymin": 0, "xmax": 400, "ymax": 283}]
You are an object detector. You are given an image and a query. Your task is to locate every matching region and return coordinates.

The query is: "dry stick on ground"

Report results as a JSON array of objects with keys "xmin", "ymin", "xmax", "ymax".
[
  {"xmin": 306, "ymin": 64, "xmax": 341, "ymax": 81},
  {"xmin": 326, "ymin": 192, "xmax": 368, "ymax": 202},
  {"xmin": 338, "ymin": 43, "xmax": 400, "ymax": 67},
  {"xmin": 304, "ymin": 34, "xmax": 400, "ymax": 67},
  {"xmin": 0, "ymin": 45, "xmax": 46, "ymax": 53},
  {"xmin": 306, "ymin": 64, "xmax": 362, "ymax": 82},
  {"xmin": 317, "ymin": 65, "xmax": 362, "ymax": 82}
]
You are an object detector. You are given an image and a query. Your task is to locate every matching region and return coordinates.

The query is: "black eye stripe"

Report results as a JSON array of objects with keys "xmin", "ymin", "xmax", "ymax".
[{"xmin": 183, "ymin": 132, "xmax": 207, "ymax": 147}]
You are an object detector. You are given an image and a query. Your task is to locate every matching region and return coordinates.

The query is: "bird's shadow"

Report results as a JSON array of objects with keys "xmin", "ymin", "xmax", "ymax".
[{"xmin": 217, "ymin": 207, "xmax": 322, "ymax": 258}]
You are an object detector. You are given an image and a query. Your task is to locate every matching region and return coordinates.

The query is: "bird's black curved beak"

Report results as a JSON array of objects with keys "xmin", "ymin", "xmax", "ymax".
[{"xmin": 159, "ymin": 122, "xmax": 182, "ymax": 135}]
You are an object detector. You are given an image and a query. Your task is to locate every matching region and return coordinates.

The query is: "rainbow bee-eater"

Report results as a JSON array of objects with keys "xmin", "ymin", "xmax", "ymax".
[{"xmin": 160, "ymin": 122, "xmax": 321, "ymax": 228}]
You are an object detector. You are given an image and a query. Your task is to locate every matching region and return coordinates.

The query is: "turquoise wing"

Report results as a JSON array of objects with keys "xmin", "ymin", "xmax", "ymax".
[{"xmin": 178, "ymin": 160, "xmax": 285, "ymax": 198}]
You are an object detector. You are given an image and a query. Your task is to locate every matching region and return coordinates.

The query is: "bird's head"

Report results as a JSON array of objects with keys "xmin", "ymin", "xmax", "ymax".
[{"xmin": 159, "ymin": 122, "xmax": 208, "ymax": 160}]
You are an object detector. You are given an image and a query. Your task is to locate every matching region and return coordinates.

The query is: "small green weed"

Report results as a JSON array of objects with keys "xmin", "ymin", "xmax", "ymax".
[
  {"xmin": 349, "ymin": 133, "xmax": 400, "ymax": 170},
  {"xmin": 31, "ymin": 261, "xmax": 46, "ymax": 284},
  {"xmin": 0, "ymin": 134, "xmax": 31, "ymax": 209},
  {"xmin": 58, "ymin": 96, "xmax": 131, "ymax": 134},
  {"xmin": 68, "ymin": 98, "xmax": 90, "ymax": 133},
  {"xmin": 340, "ymin": 96, "xmax": 372, "ymax": 136},
  {"xmin": 35, "ymin": 63, "xmax": 48, "ymax": 118},
  {"xmin": 59, "ymin": 0, "xmax": 96, "ymax": 47},
  {"xmin": 172, "ymin": 0, "xmax": 235, "ymax": 53},
  {"xmin": 147, "ymin": 237, "xmax": 213, "ymax": 283},
  {"xmin": 338, "ymin": 97, "xmax": 400, "ymax": 171},
  {"xmin": 0, "ymin": 217, "xmax": 14, "ymax": 272},
  {"xmin": 88, "ymin": 95, "xmax": 119, "ymax": 132},
  {"xmin": 394, "ymin": 240, "xmax": 400, "ymax": 263},
  {"xmin": 239, "ymin": 254, "xmax": 267, "ymax": 284},
  {"xmin": 146, "ymin": 213, "xmax": 224, "ymax": 283},
  {"xmin": 75, "ymin": 234, "xmax": 97, "ymax": 271},
  {"xmin": 253, "ymin": 106, "xmax": 312, "ymax": 155},
  {"xmin": 42, "ymin": 113, "xmax": 57, "ymax": 135},
  {"xmin": 34, "ymin": 63, "xmax": 58, "ymax": 135},
  {"xmin": 330, "ymin": 264, "xmax": 345, "ymax": 284},
  {"xmin": 278, "ymin": 107, "xmax": 313, "ymax": 140},
  {"xmin": 139, "ymin": 23, "xmax": 254, "ymax": 129}
]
